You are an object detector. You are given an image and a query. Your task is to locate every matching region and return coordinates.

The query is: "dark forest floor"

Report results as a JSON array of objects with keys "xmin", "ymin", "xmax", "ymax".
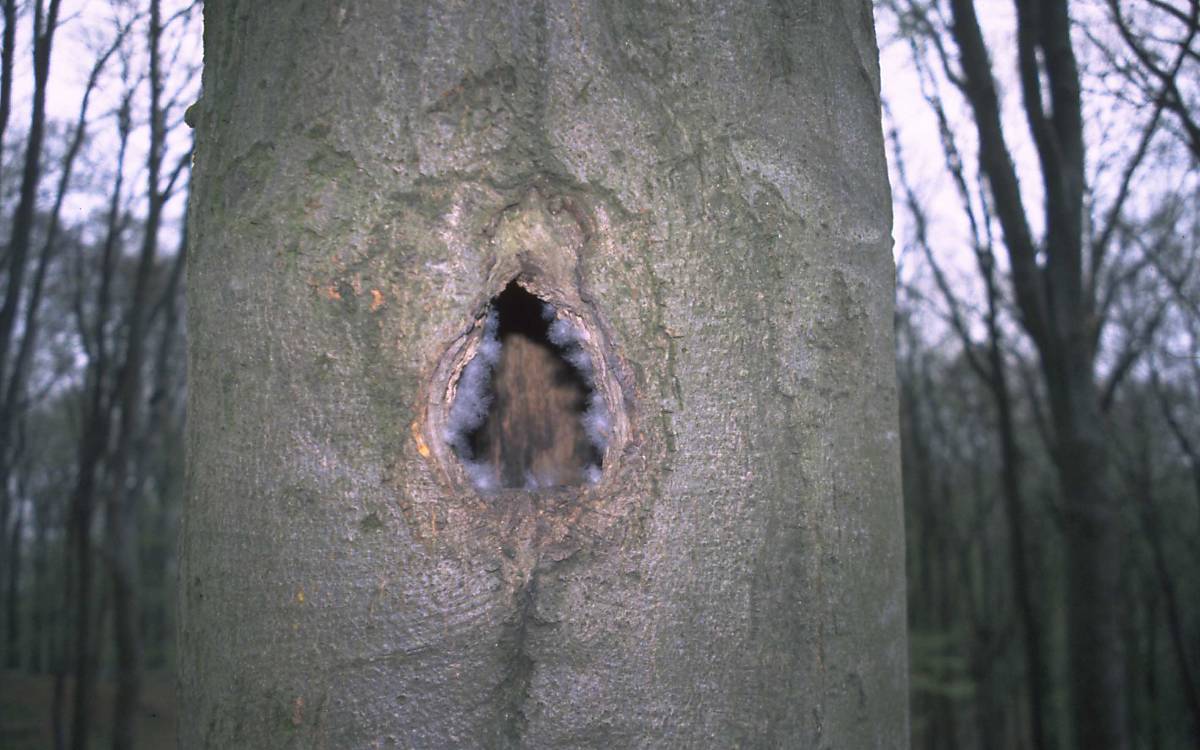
[{"xmin": 0, "ymin": 669, "xmax": 176, "ymax": 749}]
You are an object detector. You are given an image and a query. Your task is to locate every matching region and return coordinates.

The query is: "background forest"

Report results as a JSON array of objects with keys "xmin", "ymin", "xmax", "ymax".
[{"xmin": 0, "ymin": 0, "xmax": 1195, "ymax": 748}]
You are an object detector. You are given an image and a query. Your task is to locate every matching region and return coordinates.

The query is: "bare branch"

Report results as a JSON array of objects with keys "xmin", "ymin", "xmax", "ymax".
[{"xmin": 948, "ymin": 0, "xmax": 1050, "ymax": 348}]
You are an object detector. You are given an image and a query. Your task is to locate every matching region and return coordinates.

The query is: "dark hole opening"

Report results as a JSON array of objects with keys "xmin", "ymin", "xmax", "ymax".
[{"xmin": 450, "ymin": 282, "xmax": 606, "ymax": 490}]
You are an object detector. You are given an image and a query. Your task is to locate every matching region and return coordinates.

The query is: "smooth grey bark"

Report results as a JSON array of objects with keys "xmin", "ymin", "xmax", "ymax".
[{"xmin": 181, "ymin": 1, "xmax": 906, "ymax": 747}]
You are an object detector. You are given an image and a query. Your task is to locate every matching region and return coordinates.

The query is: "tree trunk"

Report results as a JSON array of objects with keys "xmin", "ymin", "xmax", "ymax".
[
  {"xmin": 32, "ymin": 503, "xmax": 48, "ymax": 672},
  {"xmin": 988, "ymin": 307, "xmax": 1052, "ymax": 750},
  {"xmin": 181, "ymin": 1, "xmax": 907, "ymax": 747},
  {"xmin": 1131, "ymin": 451, "xmax": 1200, "ymax": 744},
  {"xmin": 66, "ymin": 442, "xmax": 99, "ymax": 750},
  {"xmin": 5, "ymin": 500, "xmax": 22, "ymax": 668},
  {"xmin": 1054, "ymin": 368, "xmax": 1127, "ymax": 750},
  {"xmin": 106, "ymin": 5, "xmax": 166, "ymax": 747}
]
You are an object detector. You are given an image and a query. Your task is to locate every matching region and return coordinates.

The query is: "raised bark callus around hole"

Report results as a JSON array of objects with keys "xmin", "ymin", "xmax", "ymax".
[{"xmin": 444, "ymin": 283, "xmax": 608, "ymax": 490}]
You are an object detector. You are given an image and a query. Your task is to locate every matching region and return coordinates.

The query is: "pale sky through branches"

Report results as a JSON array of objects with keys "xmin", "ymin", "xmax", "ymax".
[
  {"xmin": 6, "ymin": 0, "xmax": 199, "ymax": 250},
  {"xmin": 878, "ymin": 0, "xmax": 1199, "ymax": 359}
]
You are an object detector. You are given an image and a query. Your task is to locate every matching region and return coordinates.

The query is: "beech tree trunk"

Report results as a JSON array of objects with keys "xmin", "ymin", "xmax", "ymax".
[{"xmin": 180, "ymin": 1, "xmax": 906, "ymax": 747}]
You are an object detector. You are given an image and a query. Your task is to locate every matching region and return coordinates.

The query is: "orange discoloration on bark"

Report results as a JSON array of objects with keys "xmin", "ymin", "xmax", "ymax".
[
  {"xmin": 370, "ymin": 288, "xmax": 385, "ymax": 311},
  {"xmin": 411, "ymin": 421, "xmax": 431, "ymax": 458}
]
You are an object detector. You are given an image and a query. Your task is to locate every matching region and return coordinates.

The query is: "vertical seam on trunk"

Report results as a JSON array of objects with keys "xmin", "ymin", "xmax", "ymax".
[{"xmin": 497, "ymin": 574, "xmax": 537, "ymax": 746}]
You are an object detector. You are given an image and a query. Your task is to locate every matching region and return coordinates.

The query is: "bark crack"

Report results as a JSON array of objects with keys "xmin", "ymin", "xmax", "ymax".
[{"xmin": 496, "ymin": 574, "xmax": 538, "ymax": 747}]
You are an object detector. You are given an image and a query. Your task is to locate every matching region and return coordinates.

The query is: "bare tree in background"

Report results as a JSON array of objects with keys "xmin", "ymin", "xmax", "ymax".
[
  {"xmin": 0, "ymin": 0, "xmax": 62, "ymax": 675},
  {"xmin": 884, "ymin": 0, "xmax": 1200, "ymax": 747},
  {"xmin": 0, "ymin": 2, "xmax": 197, "ymax": 748},
  {"xmin": 1105, "ymin": 0, "xmax": 1200, "ymax": 160}
]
